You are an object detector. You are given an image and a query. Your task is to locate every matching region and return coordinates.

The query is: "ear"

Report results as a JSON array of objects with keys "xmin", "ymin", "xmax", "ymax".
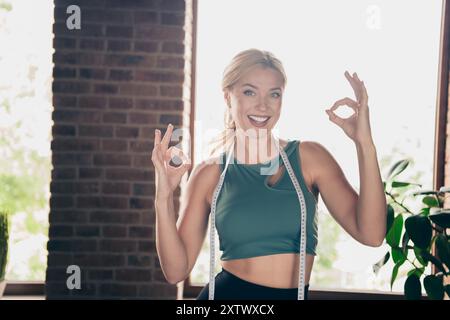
[{"xmin": 223, "ymin": 90, "xmax": 230, "ymax": 107}]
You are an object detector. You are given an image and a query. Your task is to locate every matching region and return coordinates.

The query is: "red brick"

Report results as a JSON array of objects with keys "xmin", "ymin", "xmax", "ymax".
[
  {"xmin": 75, "ymin": 226, "xmax": 100, "ymax": 237},
  {"xmin": 134, "ymin": 98, "xmax": 183, "ymax": 111},
  {"xmin": 128, "ymin": 255, "xmax": 152, "ymax": 267},
  {"xmin": 51, "ymin": 138, "xmax": 100, "ymax": 152},
  {"xmin": 115, "ymin": 269, "xmax": 151, "ymax": 281},
  {"xmin": 130, "ymin": 197, "xmax": 153, "ymax": 209},
  {"xmin": 133, "ymin": 11, "xmax": 158, "ymax": 25},
  {"xmin": 134, "ymin": 25, "xmax": 184, "ymax": 41},
  {"xmin": 107, "ymin": 40, "xmax": 131, "ymax": 52},
  {"xmin": 133, "ymin": 154, "xmax": 153, "ymax": 168},
  {"xmin": 161, "ymin": 41, "xmax": 184, "ymax": 54},
  {"xmin": 159, "ymin": 114, "xmax": 182, "ymax": 125},
  {"xmin": 53, "ymin": 80, "xmax": 91, "ymax": 94},
  {"xmin": 52, "ymin": 124, "xmax": 76, "ymax": 136},
  {"xmin": 101, "ymin": 182, "xmax": 130, "ymax": 195},
  {"xmin": 135, "ymin": 70, "xmax": 183, "ymax": 82},
  {"xmin": 115, "ymin": 126, "xmax": 139, "ymax": 138},
  {"xmin": 53, "ymin": 95, "xmax": 77, "ymax": 108},
  {"xmin": 94, "ymin": 154, "xmax": 131, "ymax": 166},
  {"xmin": 90, "ymin": 211, "xmax": 140, "ymax": 224},
  {"xmin": 99, "ymin": 239, "xmax": 137, "ymax": 252},
  {"xmin": 99, "ymin": 283, "xmax": 137, "ymax": 297},
  {"xmin": 79, "ymin": 68, "xmax": 107, "ymax": 80},
  {"xmin": 129, "ymin": 226, "xmax": 153, "ymax": 238},
  {"xmin": 134, "ymin": 41, "xmax": 159, "ymax": 53},
  {"xmin": 119, "ymin": 83, "xmax": 157, "ymax": 96},
  {"xmin": 109, "ymin": 97, "xmax": 133, "ymax": 109},
  {"xmin": 78, "ymin": 96, "xmax": 107, "ymax": 109},
  {"xmin": 53, "ymin": 110, "xmax": 101, "ymax": 124},
  {"xmin": 105, "ymin": 168, "xmax": 153, "ymax": 181},
  {"xmin": 101, "ymin": 139, "xmax": 128, "ymax": 152},
  {"xmin": 161, "ymin": 12, "xmax": 185, "ymax": 26},
  {"xmin": 109, "ymin": 69, "xmax": 133, "ymax": 81},
  {"xmin": 53, "ymin": 37, "xmax": 77, "ymax": 50},
  {"xmin": 102, "ymin": 112, "xmax": 127, "ymax": 124},
  {"xmin": 159, "ymin": 85, "xmax": 183, "ymax": 97},
  {"xmin": 157, "ymin": 56, "xmax": 184, "ymax": 69},
  {"xmin": 50, "ymin": 195, "xmax": 74, "ymax": 209},
  {"xmin": 74, "ymin": 253, "xmax": 125, "ymax": 267},
  {"xmin": 80, "ymin": 39, "xmax": 105, "ymax": 51},
  {"xmin": 51, "ymin": 168, "xmax": 77, "ymax": 180},
  {"xmin": 106, "ymin": 26, "xmax": 133, "ymax": 38},
  {"xmin": 129, "ymin": 141, "xmax": 152, "ymax": 153},
  {"xmin": 79, "ymin": 125, "xmax": 114, "ymax": 138},
  {"xmin": 94, "ymin": 83, "xmax": 119, "ymax": 94},
  {"xmin": 49, "ymin": 225, "xmax": 74, "ymax": 237},
  {"xmin": 128, "ymin": 113, "xmax": 157, "ymax": 125},
  {"xmin": 49, "ymin": 210, "xmax": 88, "ymax": 224},
  {"xmin": 53, "ymin": 67, "xmax": 77, "ymax": 78},
  {"xmin": 79, "ymin": 167, "xmax": 103, "ymax": 179},
  {"xmin": 102, "ymin": 225, "xmax": 128, "ymax": 238},
  {"xmin": 53, "ymin": 153, "xmax": 93, "ymax": 166}
]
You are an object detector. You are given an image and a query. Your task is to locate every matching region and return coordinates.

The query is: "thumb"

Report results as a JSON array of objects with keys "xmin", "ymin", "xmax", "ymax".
[{"xmin": 325, "ymin": 109, "xmax": 344, "ymax": 127}]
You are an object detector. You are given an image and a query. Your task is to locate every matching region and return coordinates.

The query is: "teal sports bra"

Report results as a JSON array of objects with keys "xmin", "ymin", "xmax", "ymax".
[{"xmin": 215, "ymin": 139, "xmax": 319, "ymax": 261}]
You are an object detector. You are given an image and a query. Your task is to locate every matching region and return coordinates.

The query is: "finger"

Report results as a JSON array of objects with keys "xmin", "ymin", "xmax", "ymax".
[
  {"xmin": 330, "ymin": 97, "xmax": 360, "ymax": 113},
  {"xmin": 360, "ymin": 80, "xmax": 369, "ymax": 106},
  {"xmin": 344, "ymin": 71, "xmax": 361, "ymax": 102},
  {"xmin": 326, "ymin": 109, "xmax": 345, "ymax": 127},
  {"xmin": 154, "ymin": 129, "xmax": 161, "ymax": 147},
  {"xmin": 160, "ymin": 123, "xmax": 173, "ymax": 153},
  {"xmin": 151, "ymin": 144, "xmax": 165, "ymax": 172},
  {"xmin": 165, "ymin": 146, "xmax": 192, "ymax": 167}
]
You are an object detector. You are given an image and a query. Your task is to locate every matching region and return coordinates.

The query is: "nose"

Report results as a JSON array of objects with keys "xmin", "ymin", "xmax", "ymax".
[{"xmin": 256, "ymin": 96, "xmax": 269, "ymax": 111}]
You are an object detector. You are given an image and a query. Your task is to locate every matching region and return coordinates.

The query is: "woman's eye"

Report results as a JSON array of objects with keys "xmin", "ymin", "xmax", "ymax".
[
  {"xmin": 243, "ymin": 90, "xmax": 255, "ymax": 96},
  {"xmin": 272, "ymin": 92, "xmax": 281, "ymax": 98}
]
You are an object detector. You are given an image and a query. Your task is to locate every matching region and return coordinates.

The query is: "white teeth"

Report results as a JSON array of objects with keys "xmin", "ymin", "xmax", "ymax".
[{"xmin": 248, "ymin": 115, "xmax": 269, "ymax": 122}]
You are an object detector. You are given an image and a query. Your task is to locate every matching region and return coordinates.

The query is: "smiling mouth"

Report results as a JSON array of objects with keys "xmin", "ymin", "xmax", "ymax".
[{"xmin": 248, "ymin": 115, "xmax": 271, "ymax": 125}]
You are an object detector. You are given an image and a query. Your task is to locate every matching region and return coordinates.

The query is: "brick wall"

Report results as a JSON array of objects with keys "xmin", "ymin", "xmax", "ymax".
[{"xmin": 47, "ymin": 0, "xmax": 192, "ymax": 299}]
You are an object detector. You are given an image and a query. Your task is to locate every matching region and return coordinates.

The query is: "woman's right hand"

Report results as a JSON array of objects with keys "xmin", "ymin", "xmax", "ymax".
[{"xmin": 151, "ymin": 124, "xmax": 192, "ymax": 200}]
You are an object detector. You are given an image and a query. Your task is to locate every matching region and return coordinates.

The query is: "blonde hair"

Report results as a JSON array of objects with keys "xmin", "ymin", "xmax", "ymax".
[{"xmin": 208, "ymin": 48, "xmax": 287, "ymax": 157}]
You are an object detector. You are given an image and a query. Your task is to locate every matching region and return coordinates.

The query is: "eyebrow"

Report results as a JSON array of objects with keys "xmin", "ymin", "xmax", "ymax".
[{"xmin": 241, "ymin": 83, "xmax": 282, "ymax": 91}]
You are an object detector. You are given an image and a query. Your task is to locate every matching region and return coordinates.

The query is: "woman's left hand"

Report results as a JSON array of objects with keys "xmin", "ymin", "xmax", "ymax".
[{"xmin": 326, "ymin": 71, "xmax": 374, "ymax": 146}]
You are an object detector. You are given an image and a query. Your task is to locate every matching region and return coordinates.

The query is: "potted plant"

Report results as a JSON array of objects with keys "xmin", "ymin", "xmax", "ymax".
[
  {"xmin": 0, "ymin": 210, "xmax": 9, "ymax": 298},
  {"xmin": 373, "ymin": 159, "xmax": 450, "ymax": 300}
]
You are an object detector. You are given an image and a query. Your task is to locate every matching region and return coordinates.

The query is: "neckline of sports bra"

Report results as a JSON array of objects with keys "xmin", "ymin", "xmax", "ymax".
[{"xmin": 225, "ymin": 139, "xmax": 295, "ymax": 167}]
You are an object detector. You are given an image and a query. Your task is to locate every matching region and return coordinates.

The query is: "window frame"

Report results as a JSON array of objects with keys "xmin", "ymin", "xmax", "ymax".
[{"xmin": 184, "ymin": 0, "xmax": 450, "ymax": 299}]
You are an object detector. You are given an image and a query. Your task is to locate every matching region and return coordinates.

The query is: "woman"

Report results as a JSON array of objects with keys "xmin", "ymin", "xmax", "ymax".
[{"xmin": 152, "ymin": 49, "xmax": 387, "ymax": 300}]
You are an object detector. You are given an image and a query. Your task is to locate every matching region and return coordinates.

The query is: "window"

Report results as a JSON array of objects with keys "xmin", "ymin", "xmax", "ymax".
[
  {"xmin": 0, "ymin": 0, "xmax": 53, "ymax": 287},
  {"xmin": 185, "ymin": 0, "xmax": 447, "ymax": 297}
]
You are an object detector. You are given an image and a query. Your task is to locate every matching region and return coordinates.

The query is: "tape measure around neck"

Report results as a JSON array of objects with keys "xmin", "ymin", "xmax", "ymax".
[{"xmin": 208, "ymin": 139, "xmax": 307, "ymax": 300}]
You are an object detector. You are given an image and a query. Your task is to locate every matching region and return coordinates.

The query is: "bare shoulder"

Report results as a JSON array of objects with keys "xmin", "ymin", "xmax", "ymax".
[
  {"xmin": 298, "ymin": 140, "xmax": 341, "ymax": 186},
  {"xmin": 188, "ymin": 155, "xmax": 222, "ymax": 205}
]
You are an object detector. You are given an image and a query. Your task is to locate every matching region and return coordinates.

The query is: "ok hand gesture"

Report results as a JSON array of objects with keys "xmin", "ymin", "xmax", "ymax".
[{"xmin": 151, "ymin": 124, "xmax": 191, "ymax": 200}]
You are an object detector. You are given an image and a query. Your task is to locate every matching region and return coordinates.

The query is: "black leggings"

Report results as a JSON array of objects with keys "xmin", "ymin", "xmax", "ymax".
[{"xmin": 196, "ymin": 268, "xmax": 309, "ymax": 300}]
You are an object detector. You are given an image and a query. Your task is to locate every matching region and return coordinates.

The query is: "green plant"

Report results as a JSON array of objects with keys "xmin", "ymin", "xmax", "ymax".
[
  {"xmin": 373, "ymin": 159, "xmax": 450, "ymax": 300},
  {"xmin": 0, "ymin": 210, "xmax": 9, "ymax": 281}
]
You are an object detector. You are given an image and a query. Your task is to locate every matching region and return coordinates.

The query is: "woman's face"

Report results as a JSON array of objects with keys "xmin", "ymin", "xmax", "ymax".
[{"xmin": 225, "ymin": 66, "xmax": 284, "ymax": 135}]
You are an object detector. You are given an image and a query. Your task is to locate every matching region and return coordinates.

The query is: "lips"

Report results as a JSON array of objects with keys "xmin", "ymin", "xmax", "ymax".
[{"xmin": 248, "ymin": 115, "xmax": 271, "ymax": 127}]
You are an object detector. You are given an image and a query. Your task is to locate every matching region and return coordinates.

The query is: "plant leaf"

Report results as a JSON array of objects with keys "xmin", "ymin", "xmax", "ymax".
[
  {"xmin": 407, "ymin": 267, "xmax": 425, "ymax": 278},
  {"xmin": 392, "ymin": 247, "xmax": 406, "ymax": 265},
  {"xmin": 423, "ymin": 275, "xmax": 444, "ymax": 300},
  {"xmin": 405, "ymin": 215, "xmax": 432, "ymax": 249},
  {"xmin": 387, "ymin": 159, "xmax": 410, "ymax": 181},
  {"xmin": 404, "ymin": 274, "xmax": 422, "ymax": 300},
  {"xmin": 390, "ymin": 262, "xmax": 401, "ymax": 290},
  {"xmin": 401, "ymin": 231, "xmax": 410, "ymax": 252},
  {"xmin": 391, "ymin": 181, "xmax": 412, "ymax": 188},
  {"xmin": 386, "ymin": 204, "xmax": 394, "ymax": 237},
  {"xmin": 373, "ymin": 251, "xmax": 390, "ymax": 275},
  {"xmin": 435, "ymin": 234, "xmax": 450, "ymax": 270},
  {"xmin": 387, "ymin": 214, "xmax": 403, "ymax": 247},
  {"xmin": 420, "ymin": 251, "xmax": 447, "ymax": 274},
  {"xmin": 429, "ymin": 210, "xmax": 450, "ymax": 229},
  {"xmin": 414, "ymin": 247, "xmax": 428, "ymax": 266},
  {"xmin": 422, "ymin": 196, "xmax": 439, "ymax": 208}
]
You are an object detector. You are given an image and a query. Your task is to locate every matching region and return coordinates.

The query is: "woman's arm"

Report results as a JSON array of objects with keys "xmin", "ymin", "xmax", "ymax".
[
  {"xmin": 306, "ymin": 140, "xmax": 385, "ymax": 247},
  {"xmin": 354, "ymin": 139, "xmax": 386, "ymax": 246}
]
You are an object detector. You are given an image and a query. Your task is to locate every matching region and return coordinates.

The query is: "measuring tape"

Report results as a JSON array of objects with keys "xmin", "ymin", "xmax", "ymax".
[{"xmin": 208, "ymin": 139, "xmax": 308, "ymax": 300}]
